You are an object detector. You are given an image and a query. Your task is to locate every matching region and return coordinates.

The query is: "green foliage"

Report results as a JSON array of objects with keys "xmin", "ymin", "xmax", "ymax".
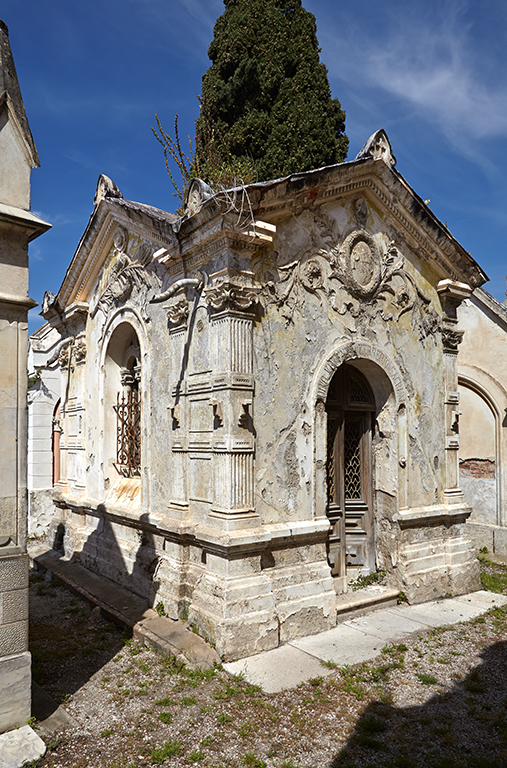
[
  {"xmin": 158, "ymin": 711, "xmax": 173, "ymax": 724},
  {"xmin": 27, "ymin": 367, "xmax": 42, "ymax": 390},
  {"xmin": 417, "ymin": 672, "xmax": 438, "ymax": 686},
  {"xmin": 242, "ymin": 754, "xmax": 266, "ymax": 768},
  {"xmin": 150, "ymin": 740, "xmax": 182, "ymax": 763},
  {"xmin": 481, "ymin": 570, "xmax": 507, "ymax": 593},
  {"xmin": 155, "ymin": 601, "xmax": 166, "ymax": 617},
  {"xmin": 195, "ymin": 0, "xmax": 348, "ymax": 184},
  {"xmin": 349, "ymin": 570, "xmax": 386, "ymax": 591}
]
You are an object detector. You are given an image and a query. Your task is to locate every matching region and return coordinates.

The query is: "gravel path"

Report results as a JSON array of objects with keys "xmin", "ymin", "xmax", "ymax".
[{"xmin": 29, "ymin": 558, "xmax": 507, "ymax": 768}]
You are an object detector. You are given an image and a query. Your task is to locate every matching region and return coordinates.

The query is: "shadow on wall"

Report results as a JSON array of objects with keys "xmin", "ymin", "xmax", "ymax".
[
  {"xmin": 52, "ymin": 509, "xmax": 162, "ymax": 613},
  {"xmin": 330, "ymin": 640, "xmax": 507, "ymax": 767}
]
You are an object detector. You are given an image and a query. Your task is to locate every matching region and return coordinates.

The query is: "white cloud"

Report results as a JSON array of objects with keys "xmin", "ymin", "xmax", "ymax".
[{"xmin": 322, "ymin": 1, "xmax": 507, "ymax": 145}]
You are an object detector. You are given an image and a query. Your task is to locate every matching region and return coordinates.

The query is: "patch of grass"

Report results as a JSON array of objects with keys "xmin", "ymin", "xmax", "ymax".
[
  {"xmin": 150, "ymin": 740, "xmax": 182, "ymax": 763},
  {"xmin": 155, "ymin": 601, "xmax": 166, "ymax": 617},
  {"xmin": 155, "ymin": 696, "xmax": 175, "ymax": 707},
  {"xmin": 100, "ymin": 728, "xmax": 114, "ymax": 738},
  {"xmin": 481, "ymin": 571, "xmax": 507, "ymax": 593},
  {"xmin": 217, "ymin": 713, "xmax": 232, "ymax": 725},
  {"xmin": 349, "ymin": 570, "xmax": 386, "ymax": 591},
  {"xmin": 158, "ymin": 712, "xmax": 173, "ymax": 724},
  {"xmin": 360, "ymin": 715, "xmax": 387, "ymax": 734},
  {"xmin": 242, "ymin": 754, "xmax": 266, "ymax": 768},
  {"xmin": 417, "ymin": 673, "xmax": 438, "ymax": 685},
  {"xmin": 321, "ymin": 659, "xmax": 337, "ymax": 669},
  {"xmin": 188, "ymin": 751, "xmax": 205, "ymax": 762},
  {"xmin": 181, "ymin": 696, "xmax": 197, "ymax": 706}
]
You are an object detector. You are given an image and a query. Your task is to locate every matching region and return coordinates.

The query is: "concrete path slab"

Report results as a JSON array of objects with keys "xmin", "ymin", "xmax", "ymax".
[
  {"xmin": 291, "ymin": 623, "xmax": 385, "ymax": 667},
  {"xmin": 345, "ymin": 610, "xmax": 429, "ymax": 641},
  {"xmin": 225, "ymin": 591, "xmax": 507, "ymax": 693},
  {"xmin": 395, "ymin": 592, "xmax": 505, "ymax": 628},
  {"xmin": 0, "ymin": 725, "xmax": 45, "ymax": 768},
  {"xmin": 225, "ymin": 644, "xmax": 333, "ymax": 693},
  {"xmin": 32, "ymin": 681, "xmax": 79, "ymax": 736}
]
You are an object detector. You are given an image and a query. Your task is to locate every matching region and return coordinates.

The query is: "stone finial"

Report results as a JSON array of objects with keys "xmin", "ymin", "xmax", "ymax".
[
  {"xmin": 94, "ymin": 174, "xmax": 123, "ymax": 206},
  {"xmin": 355, "ymin": 129, "xmax": 396, "ymax": 168},
  {"xmin": 184, "ymin": 178, "xmax": 214, "ymax": 218}
]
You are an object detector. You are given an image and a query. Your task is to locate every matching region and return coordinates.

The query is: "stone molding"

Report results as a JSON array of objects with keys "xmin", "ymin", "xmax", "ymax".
[
  {"xmin": 313, "ymin": 339, "xmax": 408, "ymax": 407},
  {"xmin": 394, "ymin": 502, "xmax": 472, "ymax": 529}
]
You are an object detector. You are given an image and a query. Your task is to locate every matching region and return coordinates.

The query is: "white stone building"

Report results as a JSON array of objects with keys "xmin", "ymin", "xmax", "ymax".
[
  {"xmin": 457, "ymin": 288, "xmax": 507, "ymax": 554},
  {"xmin": 31, "ymin": 131, "xmax": 486, "ymax": 659}
]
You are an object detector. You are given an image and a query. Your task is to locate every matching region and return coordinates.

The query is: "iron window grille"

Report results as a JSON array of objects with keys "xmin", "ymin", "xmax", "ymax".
[{"xmin": 113, "ymin": 390, "xmax": 141, "ymax": 476}]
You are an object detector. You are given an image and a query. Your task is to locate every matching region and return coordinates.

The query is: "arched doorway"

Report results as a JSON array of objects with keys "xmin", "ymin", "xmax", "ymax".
[{"xmin": 326, "ymin": 364, "xmax": 376, "ymax": 582}]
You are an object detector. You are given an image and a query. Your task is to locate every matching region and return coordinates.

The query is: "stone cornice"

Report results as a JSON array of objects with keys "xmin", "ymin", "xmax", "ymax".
[{"xmin": 255, "ymin": 160, "xmax": 486, "ymax": 289}]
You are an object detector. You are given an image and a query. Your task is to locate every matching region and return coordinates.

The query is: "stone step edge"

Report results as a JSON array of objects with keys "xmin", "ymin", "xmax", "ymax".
[
  {"xmin": 336, "ymin": 587, "xmax": 401, "ymax": 620},
  {"xmin": 29, "ymin": 546, "xmax": 220, "ymax": 671},
  {"xmin": 133, "ymin": 619, "xmax": 221, "ymax": 671}
]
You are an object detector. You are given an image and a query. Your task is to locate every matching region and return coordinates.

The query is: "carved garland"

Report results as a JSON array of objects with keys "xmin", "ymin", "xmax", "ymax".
[{"xmin": 267, "ymin": 224, "xmax": 440, "ymax": 338}]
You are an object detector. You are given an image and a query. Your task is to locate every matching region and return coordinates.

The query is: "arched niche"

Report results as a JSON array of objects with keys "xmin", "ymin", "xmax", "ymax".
[
  {"xmin": 312, "ymin": 341, "xmax": 407, "ymax": 591},
  {"xmin": 458, "ymin": 373, "xmax": 504, "ymax": 528},
  {"xmin": 100, "ymin": 312, "xmax": 146, "ymax": 498}
]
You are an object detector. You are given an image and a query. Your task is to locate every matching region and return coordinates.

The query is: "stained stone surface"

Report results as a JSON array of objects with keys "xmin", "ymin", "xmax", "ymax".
[
  {"xmin": 0, "ymin": 725, "xmax": 46, "ymax": 768},
  {"xmin": 0, "ymin": 652, "xmax": 31, "ymax": 733}
]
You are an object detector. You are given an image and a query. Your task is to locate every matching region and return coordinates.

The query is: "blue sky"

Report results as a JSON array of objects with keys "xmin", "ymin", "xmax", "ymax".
[{"xmin": 3, "ymin": 0, "xmax": 507, "ymax": 332}]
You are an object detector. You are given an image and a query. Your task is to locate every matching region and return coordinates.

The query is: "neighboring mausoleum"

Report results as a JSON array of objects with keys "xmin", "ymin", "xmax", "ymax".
[
  {"xmin": 0, "ymin": 20, "xmax": 50, "ymax": 732},
  {"xmin": 30, "ymin": 130, "xmax": 486, "ymax": 659}
]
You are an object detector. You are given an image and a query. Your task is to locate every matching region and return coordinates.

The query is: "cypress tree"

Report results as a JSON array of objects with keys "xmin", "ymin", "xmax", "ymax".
[{"xmin": 195, "ymin": 0, "xmax": 348, "ymax": 184}]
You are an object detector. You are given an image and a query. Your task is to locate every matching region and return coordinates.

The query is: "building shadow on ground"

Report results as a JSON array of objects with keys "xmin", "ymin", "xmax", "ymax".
[
  {"xmin": 330, "ymin": 640, "xmax": 507, "ymax": 768},
  {"xmin": 28, "ymin": 568, "xmax": 126, "ymax": 708}
]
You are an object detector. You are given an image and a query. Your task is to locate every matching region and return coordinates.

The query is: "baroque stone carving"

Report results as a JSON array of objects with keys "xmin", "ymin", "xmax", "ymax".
[
  {"xmin": 205, "ymin": 280, "xmax": 260, "ymax": 313},
  {"xmin": 268, "ymin": 228, "xmax": 440, "ymax": 338},
  {"xmin": 73, "ymin": 339, "xmax": 86, "ymax": 363},
  {"xmin": 166, "ymin": 296, "xmax": 189, "ymax": 327},
  {"xmin": 441, "ymin": 327, "xmax": 464, "ymax": 352},
  {"xmin": 91, "ymin": 228, "xmax": 156, "ymax": 318}
]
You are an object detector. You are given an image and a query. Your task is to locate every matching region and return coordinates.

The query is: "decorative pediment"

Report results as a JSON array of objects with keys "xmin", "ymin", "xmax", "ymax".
[{"xmin": 90, "ymin": 224, "xmax": 161, "ymax": 319}]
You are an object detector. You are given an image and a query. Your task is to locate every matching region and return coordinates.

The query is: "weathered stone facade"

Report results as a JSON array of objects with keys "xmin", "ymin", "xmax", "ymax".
[
  {"xmin": 34, "ymin": 131, "xmax": 485, "ymax": 659},
  {"xmin": 0, "ymin": 20, "xmax": 50, "ymax": 732},
  {"xmin": 457, "ymin": 288, "xmax": 507, "ymax": 553}
]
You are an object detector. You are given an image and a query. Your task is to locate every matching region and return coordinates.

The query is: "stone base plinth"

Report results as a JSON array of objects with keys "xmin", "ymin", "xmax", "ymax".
[
  {"xmin": 396, "ymin": 504, "xmax": 480, "ymax": 603},
  {"xmin": 0, "ymin": 652, "xmax": 31, "ymax": 734},
  {"xmin": 0, "ymin": 549, "xmax": 30, "ymax": 733}
]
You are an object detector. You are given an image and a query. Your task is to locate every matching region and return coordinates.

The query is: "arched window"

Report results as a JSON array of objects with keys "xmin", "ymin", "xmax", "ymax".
[
  {"xmin": 104, "ymin": 323, "xmax": 142, "ymax": 481},
  {"xmin": 114, "ymin": 348, "xmax": 141, "ymax": 476}
]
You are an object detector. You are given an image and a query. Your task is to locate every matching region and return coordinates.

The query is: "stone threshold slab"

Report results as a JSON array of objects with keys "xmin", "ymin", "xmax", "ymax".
[
  {"xmin": 224, "ymin": 590, "xmax": 507, "ymax": 693},
  {"xmin": 29, "ymin": 545, "xmax": 220, "ymax": 670}
]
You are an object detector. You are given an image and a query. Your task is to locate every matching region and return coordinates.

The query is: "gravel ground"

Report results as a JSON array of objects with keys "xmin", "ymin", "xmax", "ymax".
[{"xmin": 28, "ymin": 557, "xmax": 507, "ymax": 768}]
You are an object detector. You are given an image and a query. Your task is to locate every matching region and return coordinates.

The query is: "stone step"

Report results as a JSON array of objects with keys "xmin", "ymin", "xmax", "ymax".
[
  {"xmin": 28, "ymin": 545, "xmax": 220, "ymax": 670},
  {"xmin": 335, "ymin": 585, "xmax": 401, "ymax": 622}
]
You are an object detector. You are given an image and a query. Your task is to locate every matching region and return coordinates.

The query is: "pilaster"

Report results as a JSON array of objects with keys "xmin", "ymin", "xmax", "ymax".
[
  {"xmin": 205, "ymin": 277, "xmax": 260, "ymax": 530},
  {"xmin": 437, "ymin": 280, "xmax": 471, "ymax": 503}
]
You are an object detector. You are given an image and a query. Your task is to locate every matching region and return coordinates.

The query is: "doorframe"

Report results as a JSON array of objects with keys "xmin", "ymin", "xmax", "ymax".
[{"xmin": 312, "ymin": 341, "xmax": 408, "ymax": 594}]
